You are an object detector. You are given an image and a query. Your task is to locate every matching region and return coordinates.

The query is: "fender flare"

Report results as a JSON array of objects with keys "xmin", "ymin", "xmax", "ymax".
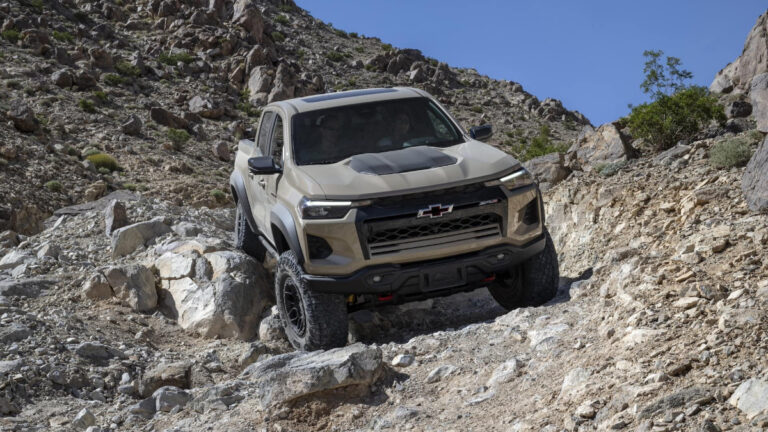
[
  {"xmin": 229, "ymin": 171, "xmax": 258, "ymax": 232},
  {"xmin": 270, "ymin": 203, "xmax": 304, "ymax": 263}
]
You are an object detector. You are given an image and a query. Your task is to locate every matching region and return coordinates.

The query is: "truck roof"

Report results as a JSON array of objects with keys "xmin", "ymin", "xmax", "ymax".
[{"xmin": 268, "ymin": 87, "xmax": 429, "ymax": 115}]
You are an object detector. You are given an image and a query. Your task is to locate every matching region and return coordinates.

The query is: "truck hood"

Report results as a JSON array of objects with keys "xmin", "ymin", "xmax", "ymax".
[{"xmin": 294, "ymin": 140, "xmax": 521, "ymax": 200}]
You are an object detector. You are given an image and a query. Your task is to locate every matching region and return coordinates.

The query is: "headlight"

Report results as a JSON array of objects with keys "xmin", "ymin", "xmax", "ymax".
[
  {"xmin": 298, "ymin": 197, "xmax": 372, "ymax": 219},
  {"xmin": 484, "ymin": 168, "xmax": 534, "ymax": 190}
]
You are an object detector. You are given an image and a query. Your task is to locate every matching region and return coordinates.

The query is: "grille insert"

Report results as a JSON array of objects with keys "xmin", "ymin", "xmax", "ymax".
[{"xmin": 366, "ymin": 213, "xmax": 502, "ymax": 257}]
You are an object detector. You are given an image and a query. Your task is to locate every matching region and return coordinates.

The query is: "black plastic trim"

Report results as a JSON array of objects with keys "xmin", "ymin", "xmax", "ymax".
[
  {"xmin": 302, "ymin": 236, "xmax": 546, "ymax": 299},
  {"xmin": 270, "ymin": 203, "xmax": 304, "ymax": 263}
]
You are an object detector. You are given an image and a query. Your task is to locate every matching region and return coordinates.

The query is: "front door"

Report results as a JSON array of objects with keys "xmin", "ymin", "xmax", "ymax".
[{"xmin": 247, "ymin": 111, "xmax": 276, "ymax": 235}]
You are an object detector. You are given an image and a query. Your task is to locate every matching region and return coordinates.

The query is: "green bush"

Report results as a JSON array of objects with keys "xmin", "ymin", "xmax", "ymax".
[
  {"xmin": 93, "ymin": 91, "xmax": 108, "ymax": 102},
  {"xmin": 1, "ymin": 29, "xmax": 20, "ymax": 43},
  {"xmin": 123, "ymin": 183, "xmax": 138, "ymax": 192},
  {"xmin": 469, "ymin": 105, "xmax": 483, "ymax": 114},
  {"xmin": 87, "ymin": 153, "xmax": 119, "ymax": 171},
  {"xmin": 348, "ymin": 32, "xmax": 358, "ymax": 38},
  {"xmin": 166, "ymin": 128, "xmax": 191, "ymax": 149},
  {"xmin": 158, "ymin": 51, "xmax": 195, "ymax": 66},
  {"xmin": 506, "ymin": 124, "xmax": 568, "ymax": 162},
  {"xmin": 627, "ymin": 86, "xmax": 725, "ymax": 151},
  {"xmin": 274, "ymin": 14, "xmax": 289, "ymax": 25},
  {"xmin": 271, "ymin": 31, "xmax": 285, "ymax": 43},
  {"xmin": 325, "ymin": 51, "xmax": 344, "ymax": 62},
  {"xmin": 52, "ymin": 30, "xmax": 74, "ymax": 43},
  {"xmin": 381, "ymin": 43, "xmax": 393, "ymax": 51},
  {"xmin": 44, "ymin": 180, "xmax": 62, "ymax": 192},
  {"xmin": 709, "ymin": 137, "xmax": 754, "ymax": 169},
  {"xmin": 103, "ymin": 73, "xmax": 128, "ymax": 86},
  {"xmin": 594, "ymin": 160, "xmax": 628, "ymax": 177},
  {"xmin": 210, "ymin": 189, "xmax": 226, "ymax": 201},
  {"xmin": 333, "ymin": 28, "xmax": 348, "ymax": 38},
  {"xmin": 115, "ymin": 61, "xmax": 140, "ymax": 77},
  {"xmin": 78, "ymin": 98, "xmax": 96, "ymax": 113}
]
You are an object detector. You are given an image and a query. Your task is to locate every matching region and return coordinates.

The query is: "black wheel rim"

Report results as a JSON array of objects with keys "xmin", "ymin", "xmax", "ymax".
[{"xmin": 282, "ymin": 279, "xmax": 306, "ymax": 337}]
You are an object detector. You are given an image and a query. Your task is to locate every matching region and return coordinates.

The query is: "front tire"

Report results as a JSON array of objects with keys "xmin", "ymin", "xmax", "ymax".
[
  {"xmin": 488, "ymin": 228, "xmax": 559, "ymax": 309},
  {"xmin": 234, "ymin": 203, "xmax": 266, "ymax": 262},
  {"xmin": 275, "ymin": 250, "xmax": 348, "ymax": 351}
]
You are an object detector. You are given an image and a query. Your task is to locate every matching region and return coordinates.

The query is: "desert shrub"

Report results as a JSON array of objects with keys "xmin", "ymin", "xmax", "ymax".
[
  {"xmin": 278, "ymin": 4, "xmax": 293, "ymax": 12},
  {"xmin": 52, "ymin": 30, "xmax": 74, "ymax": 43},
  {"xmin": 381, "ymin": 43, "xmax": 393, "ymax": 51},
  {"xmin": 506, "ymin": 125, "xmax": 568, "ymax": 161},
  {"xmin": 44, "ymin": 180, "xmax": 62, "ymax": 192},
  {"xmin": 628, "ymin": 50, "xmax": 725, "ymax": 151},
  {"xmin": 469, "ymin": 105, "xmax": 483, "ymax": 114},
  {"xmin": 274, "ymin": 14, "xmax": 289, "ymax": 25},
  {"xmin": 594, "ymin": 160, "xmax": 628, "ymax": 177},
  {"xmin": 158, "ymin": 51, "xmax": 194, "ymax": 66},
  {"xmin": 115, "ymin": 61, "xmax": 140, "ymax": 77},
  {"xmin": 709, "ymin": 137, "xmax": 753, "ymax": 169},
  {"xmin": 210, "ymin": 189, "xmax": 226, "ymax": 201},
  {"xmin": 325, "ymin": 51, "xmax": 344, "ymax": 62},
  {"xmin": 1, "ymin": 29, "xmax": 20, "ymax": 43},
  {"xmin": 349, "ymin": 32, "xmax": 358, "ymax": 38},
  {"xmin": 103, "ymin": 73, "xmax": 127, "ymax": 86},
  {"xmin": 354, "ymin": 46, "xmax": 364, "ymax": 53},
  {"xmin": 333, "ymin": 29, "xmax": 347, "ymax": 38},
  {"xmin": 123, "ymin": 183, "xmax": 138, "ymax": 191},
  {"xmin": 166, "ymin": 128, "xmax": 191, "ymax": 149},
  {"xmin": 364, "ymin": 63, "xmax": 376, "ymax": 71},
  {"xmin": 628, "ymin": 86, "xmax": 725, "ymax": 151},
  {"xmin": 78, "ymin": 98, "xmax": 96, "ymax": 113},
  {"xmin": 87, "ymin": 153, "xmax": 119, "ymax": 171},
  {"xmin": 93, "ymin": 91, "xmax": 108, "ymax": 102},
  {"xmin": 271, "ymin": 31, "xmax": 285, "ymax": 43}
]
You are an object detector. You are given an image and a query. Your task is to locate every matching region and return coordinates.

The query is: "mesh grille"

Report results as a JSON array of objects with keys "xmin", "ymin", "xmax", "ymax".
[
  {"xmin": 368, "ymin": 213, "xmax": 500, "ymax": 244},
  {"xmin": 366, "ymin": 213, "xmax": 502, "ymax": 257}
]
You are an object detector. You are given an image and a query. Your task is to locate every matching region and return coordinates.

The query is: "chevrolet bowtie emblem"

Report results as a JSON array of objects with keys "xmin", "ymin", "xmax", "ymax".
[{"xmin": 417, "ymin": 204, "xmax": 454, "ymax": 218}]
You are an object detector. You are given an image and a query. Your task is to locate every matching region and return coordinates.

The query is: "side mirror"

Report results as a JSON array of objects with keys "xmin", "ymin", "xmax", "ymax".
[
  {"xmin": 248, "ymin": 156, "xmax": 282, "ymax": 175},
  {"xmin": 469, "ymin": 124, "xmax": 493, "ymax": 142}
]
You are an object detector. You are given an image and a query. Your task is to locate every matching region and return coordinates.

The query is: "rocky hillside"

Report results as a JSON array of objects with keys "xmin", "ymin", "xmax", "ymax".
[
  {"xmin": 2, "ymin": 3, "xmax": 768, "ymax": 432},
  {"xmin": 0, "ymin": 0, "xmax": 589, "ymax": 236}
]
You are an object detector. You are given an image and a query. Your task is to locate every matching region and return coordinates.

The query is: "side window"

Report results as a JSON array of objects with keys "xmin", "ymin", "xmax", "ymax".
[
  {"xmin": 256, "ymin": 111, "xmax": 276, "ymax": 156},
  {"xmin": 271, "ymin": 115, "xmax": 284, "ymax": 165}
]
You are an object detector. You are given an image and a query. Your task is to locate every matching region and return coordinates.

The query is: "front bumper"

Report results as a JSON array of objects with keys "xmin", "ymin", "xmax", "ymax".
[{"xmin": 302, "ymin": 235, "xmax": 546, "ymax": 304}]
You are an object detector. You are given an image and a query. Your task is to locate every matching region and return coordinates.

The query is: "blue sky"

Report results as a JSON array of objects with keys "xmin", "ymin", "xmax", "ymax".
[{"xmin": 295, "ymin": 1, "xmax": 767, "ymax": 126}]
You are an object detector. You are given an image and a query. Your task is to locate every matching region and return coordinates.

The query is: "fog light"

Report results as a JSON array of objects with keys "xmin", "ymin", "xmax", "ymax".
[
  {"xmin": 496, "ymin": 253, "xmax": 505, "ymax": 260},
  {"xmin": 372, "ymin": 275, "xmax": 382, "ymax": 283}
]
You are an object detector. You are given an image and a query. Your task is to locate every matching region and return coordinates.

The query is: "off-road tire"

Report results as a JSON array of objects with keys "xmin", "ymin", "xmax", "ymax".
[
  {"xmin": 488, "ymin": 228, "xmax": 559, "ymax": 309},
  {"xmin": 234, "ymin": 204, "xmax": 265, "ymax": 262},
  {"xmin": 275, "ymin": 250, "xmax": 348, "ymax": 351}
]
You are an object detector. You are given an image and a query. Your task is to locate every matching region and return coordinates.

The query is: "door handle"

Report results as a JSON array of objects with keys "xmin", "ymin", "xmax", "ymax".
[{"xmin": 258, "ymin": 179, "xmax": 267, "ymax": 188}]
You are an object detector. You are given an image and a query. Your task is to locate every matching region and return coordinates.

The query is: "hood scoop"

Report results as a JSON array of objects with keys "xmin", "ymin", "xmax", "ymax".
[{"xmin": 348, "ymin": 146, "xmax": 457, "ymax": 175}]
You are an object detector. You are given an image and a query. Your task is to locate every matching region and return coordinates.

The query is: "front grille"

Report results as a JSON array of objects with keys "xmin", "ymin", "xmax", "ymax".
[{"xmin": 365, "ymin": 213, "xmax": 502, "ymax": 257}]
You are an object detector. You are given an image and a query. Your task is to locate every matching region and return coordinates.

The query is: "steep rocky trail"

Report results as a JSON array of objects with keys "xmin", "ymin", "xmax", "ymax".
[{"xmin": 1, "ymin": 132, "xmax": 766, "ymax": 431}]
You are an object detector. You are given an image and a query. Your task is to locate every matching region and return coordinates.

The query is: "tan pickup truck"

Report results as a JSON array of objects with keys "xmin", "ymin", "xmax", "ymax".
[{"xmin": 230, "ymin": 87, "xmax": 558, "ymax": 350}]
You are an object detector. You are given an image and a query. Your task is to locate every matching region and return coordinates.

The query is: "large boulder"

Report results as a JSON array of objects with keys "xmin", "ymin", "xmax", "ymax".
[
  {"xmin": 6, "ymin": 101, "xmax": 39, "ymax": 133},
  {"xmin": 188, "ymin": 96, "xmax": 224, "ymax": 119},
  {"xmin": 111, "ymin": 217, "xmax": 171, "ymax": 258},
  {"xmin": 742, "ymin": 135, "xmax": 768, "ymax": 211},
  {"xmin": 567, "ymin": 123, "xmax": 636, "ymax": 170},
  {"xmin": 750, "ymin": 73, "xmax": 768, "ymax": 133},
  {"xmin": 105, "ymin": 264, "xmax": 158, "ymax": 312},
  {"xmin": 150, "ymin": 107, "xmax": 189, "ymax": 130},
  {"xmin": 156, "ymin": 249, "xmax": 271, "ymax": 340},
  {"xmin": 247, "ymin": 66, "xmax": 273, "ymax": 105},
  {"xmin": 729, "ymin": 378, "xmax": 768, "ymax": 419},
  {"xmin": 523, "ymin": 153, "xmax": 571, "ymax": 190},
  {"xmin": 710, "ymin": 11, "xmax": 768, "ymax": 94},
  {"xmin": 239, "ymin": 343, "xmax": 384, "ymax": 409},
  {"xmin": 232, "ymin": 0, "xmax": 264, "ymax": 40}
]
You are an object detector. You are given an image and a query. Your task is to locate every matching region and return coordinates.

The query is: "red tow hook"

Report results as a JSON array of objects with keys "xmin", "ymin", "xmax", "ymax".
[
  {"xmin": 482, "ymin": 274, "xmax": 496, "ymax": 283},
  {"xmin": 378, "ymin": 294, "xmax": 394, "ymax": 301}
]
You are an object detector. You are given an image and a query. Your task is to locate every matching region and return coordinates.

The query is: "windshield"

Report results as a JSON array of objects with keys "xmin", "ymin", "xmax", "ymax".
[{"xmin": 291, "ymin": 97, "xmax": 464, "ymax": 165}]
